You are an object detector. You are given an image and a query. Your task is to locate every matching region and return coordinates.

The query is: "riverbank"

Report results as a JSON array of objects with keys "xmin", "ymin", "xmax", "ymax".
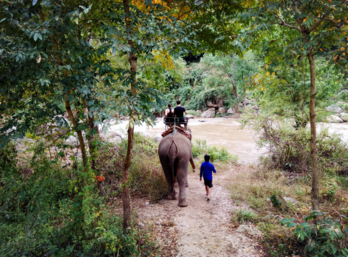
[{"xmin": 99, "ymin": 117, "xmax": 265, "ymax": 164}]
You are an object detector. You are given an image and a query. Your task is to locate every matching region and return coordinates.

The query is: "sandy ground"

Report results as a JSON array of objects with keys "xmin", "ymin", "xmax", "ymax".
[{"xmin": 136, "ymin": 165, "xmax": 264, "ymax": 257}]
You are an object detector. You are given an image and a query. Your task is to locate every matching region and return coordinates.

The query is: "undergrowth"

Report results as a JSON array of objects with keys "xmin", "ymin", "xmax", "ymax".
[
  {"xmin": 241, "ymin": 113, "xmax": 348, "ymax": 173},
  {"xmin": 186, "ymin": 110, "xmax": 201, "ymax": 116},
  {"xmin": 230, "ymin": 168, "xmax": 348, "ymax": 256},
  {"xmin": 0, "ymin": 141, "xmax": 158, "ymax": 256},
  {"xmin": 192, "ymin": 139, "xmax": 238, "ymax": 163},
  {"xmin": 95, "ymin": 133, "xmax": 168, "ymax": 203},
  {"xmin": 231, "ymin": 113, "xmax": 348, "ymax": 256}
]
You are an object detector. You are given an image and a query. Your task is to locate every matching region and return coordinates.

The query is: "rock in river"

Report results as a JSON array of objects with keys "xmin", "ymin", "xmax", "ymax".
[
  {"xmin": 327, "ymin": 115, "xmax": 343, "ymax": 123},
  {"xmin": 201, "ymin": 108, "xmax": 215, "ymax": 118},
  {"xmin": 326, "ymin": 105, "xmax": 343, "ymax": 113},
  {"xmin": 340, "ymin": 113, "xmax": 348, "ymax": 122},
  {"xmin": 227, "ymin": 108, "xmax": 234, "ymax": 114},
  {"xmin": 218, "ymin": 107, "xmax": 226, "ymax": 114}
]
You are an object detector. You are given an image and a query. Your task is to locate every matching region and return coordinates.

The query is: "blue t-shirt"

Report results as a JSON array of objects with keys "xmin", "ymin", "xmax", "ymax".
[{"xmin": 200, "ymin": 161, "xmax": 216, "ymax": 181}]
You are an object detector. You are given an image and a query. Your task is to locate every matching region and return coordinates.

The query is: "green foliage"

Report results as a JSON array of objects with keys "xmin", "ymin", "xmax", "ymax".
[
  {"xmin": 192, "ymin": 139, "xmax": 237, "ymax": 163},
  {"xmin": 0, "ymin": 142, "xmax": 17, "ymax": 170},
  {"xmin": 96, "ymin": 133, "xmax": 167, "ymax": 202},
  {"xmin": 242, "ymin": 113, "xmax": 348, "ymax": 173},
  {"xmin": 164, "ymin": 52, "xmax": 259, "ymax": 111},
  {"xmin": 200, "ymin": 52, "xmax": 258, "ymax": 105},
  {"xmin": 0, "ymin": 0, "xmax": 192, "ymax": 147},
  {"xmin": 129, "ymin": 134, "xmax": 168, "ymax": 201},
  {"xmin": 186, "ymin": 110, "xmax": 200, "ymax": 116},
  {"xmin": 321, "ymin": 181, "xmax": 337, "ymax": 201},
  {"xmin": 258, "ymin": 221, "xmax": 303, "ymax": 257},
  {"xmin": 207, "ymin": 147, "xmax": 233, "ymax": 163},
  {"xmin": 251, "ymin": 56, "xmax": 343, "ymax": 120},
  {"xmin": 0, "ymin": 141, "xmax": 154, "ymax": 256},
  {"xmin": 236, "ymin": 0, "xmax": 348, "ymax": 126},
  {"xmin": 270, "ymin": 192, "xmax": 283, "ymax": 209},
  {"xmin": 338, "ymin": 91, "xmax": 348, "ymax": 102},
  {"xmin": 232, "ymin": 210, "xmax": 258, "ymax": 224},
  {"xmin": 269, "ymin": 191, "xmax": 292, "ymax": 212},
  {"xmin": 281, "ymin": 211, "xmax": 348, "ymax": 257}
]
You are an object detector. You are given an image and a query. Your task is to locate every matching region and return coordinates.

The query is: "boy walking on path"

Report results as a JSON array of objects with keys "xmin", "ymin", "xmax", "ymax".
[{"xmin": 200, "ymin": 154, "xmax": 217, "ymax": 201}]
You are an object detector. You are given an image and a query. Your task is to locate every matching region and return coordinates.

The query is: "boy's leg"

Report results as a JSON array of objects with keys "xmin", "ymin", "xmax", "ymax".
[
  {"xmin": 207, "ymin": 187, "xmax": 210, "ymax": 199},
  {"xmin": 205, "ymin": 185, "xmax": 208, "ymax": 196},
  {"xmin": 207, "ymin": 180, "xmax": 213, "ymax": 200}
]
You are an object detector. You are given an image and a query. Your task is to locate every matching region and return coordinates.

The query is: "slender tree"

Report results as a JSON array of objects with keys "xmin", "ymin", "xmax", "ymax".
[{"xmin": 244, "ymin": 0, "xmax": 348, "ymax": 210}]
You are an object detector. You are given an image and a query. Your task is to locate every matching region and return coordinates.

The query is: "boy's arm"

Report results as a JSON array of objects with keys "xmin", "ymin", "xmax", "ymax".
[
  {"xmin": 212, "ymin": 164, "xmax": 217, "ymax": 173},
  {"xmin": 200, "ymin": 165, "xmax": 203, "ymax": 180}
]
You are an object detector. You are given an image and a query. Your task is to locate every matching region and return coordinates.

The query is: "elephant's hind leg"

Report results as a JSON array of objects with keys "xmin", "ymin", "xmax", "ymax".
[
  {"xmin": 160, "ymin": 156, "xmax": 176, "ymax": 200},
  {"xmin": 177, "ymin": 162, "xmax": 189, "ymax": 207}
]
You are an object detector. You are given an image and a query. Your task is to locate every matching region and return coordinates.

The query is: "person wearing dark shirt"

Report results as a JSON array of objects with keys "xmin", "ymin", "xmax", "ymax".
[
  {"xmin": 200, "ymin": 154, "xmax": 217, "ymax": 201},
  {"xmin": 165, "ymin": 104, "xmax": 174, "ymax": 118},
  {"xmin": 174, "ymin": 100, "xmax": 187, "ymax": 128},
  {"xmin": 164, "ymin": 103, "xmax": 174, "ymax": 126}
]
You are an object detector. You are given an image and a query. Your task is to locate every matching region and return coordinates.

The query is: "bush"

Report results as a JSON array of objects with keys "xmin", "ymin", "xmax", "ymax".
[
  {"xmin": 258, "ymin": 221, "xmax": 304, "ymax": 257},
  {"xmin": 281, "ymin": 211, "xmax": 348, "ymax": 257},
  {"xmin": 96, "ymin": 133, "xmax": 167, "ymax": 202},
  {"xmin": 0, "ymin": 141, "xmax": 155, "ymax": 256},
  {"xmin": 241, "ymin": 114, "xmax": 348, "ymax": 173},
  {"xmin": 338, "ymin": 90, "xmax": 348, "ymax": 102},
  {"xmin": 232, "ymin": 210, "xmax": 258, "ymax": 224},
  {"xmin": 0, "ymin": 142, "xmax": 17, "ymax": 171},
  {"xmin": 191, "ymin": 139, "xmax": 237, "ymax": 163},
  {"xmin": 186, "ymin": 110, "xmax": 201, "ymax": 116}
]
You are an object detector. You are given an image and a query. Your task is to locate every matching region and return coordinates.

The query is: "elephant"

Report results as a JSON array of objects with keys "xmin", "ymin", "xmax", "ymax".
[{"xmin": 158, "ymin": 130, "xmax": 195, "ymax": 207}]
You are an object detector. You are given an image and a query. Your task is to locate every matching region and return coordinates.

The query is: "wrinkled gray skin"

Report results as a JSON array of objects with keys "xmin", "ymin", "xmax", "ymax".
[{"xmin": 158, "ymin": 131, "xmax": 195, "ymax": 207}]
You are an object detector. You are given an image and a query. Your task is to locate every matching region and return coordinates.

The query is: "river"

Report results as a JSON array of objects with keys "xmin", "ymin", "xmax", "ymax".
[
  {"xmin": 101, "ymin": 117, "xmax": 348, "ymax": 165},
  {"xmin": 101, "ymin": 117, "xmax": 266, "ymax": 164}
]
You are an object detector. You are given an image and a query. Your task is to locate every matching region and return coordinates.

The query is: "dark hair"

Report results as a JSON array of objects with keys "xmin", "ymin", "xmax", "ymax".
[
  {"xmin": 176, "ymin": 100, "xmax": 181, "ymax": 105},
  {"xmin": 204, "ymin": 154, "xmax": 210, "ymax": 162},
  {"xmin": 168, "ymin": 104, "xmax": 172, "ymax": 108}
]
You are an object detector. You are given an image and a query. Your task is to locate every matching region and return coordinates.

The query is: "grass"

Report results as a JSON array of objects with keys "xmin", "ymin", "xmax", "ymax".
[
  {"xmin": 96, "ymin": 133, "xmax": 168, "ymax": 202},
  {"xmin": 232, "ymin": 210, "xmax": 259, "ymax": 224},
  {"xmin": 192, "ymin": 139, "xmax": 238, "ymax": 163},
  {"xmin": 186, "ymin": 110, "xmax": 201, "ymax": 116},
  {"xmin": 229, "ymin": 166, "xmax": 348, "ymax": 256}
]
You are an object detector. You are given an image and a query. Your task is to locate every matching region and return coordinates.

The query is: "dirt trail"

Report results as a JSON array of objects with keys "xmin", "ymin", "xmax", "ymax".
[{"xmin": 136, "ymin": 166, "xmax": 261, "ymax": 257}]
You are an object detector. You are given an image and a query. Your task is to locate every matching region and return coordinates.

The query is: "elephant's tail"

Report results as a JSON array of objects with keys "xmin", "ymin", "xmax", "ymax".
[{"xmin": 168, "ymin": 135, "xmax": 179, "ymax": 183}]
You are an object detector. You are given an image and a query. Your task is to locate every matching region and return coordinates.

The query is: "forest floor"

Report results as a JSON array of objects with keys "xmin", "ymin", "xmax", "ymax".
[{"xmin": 133, "ymin": 165, "xmax": 265, "ymax": 257}]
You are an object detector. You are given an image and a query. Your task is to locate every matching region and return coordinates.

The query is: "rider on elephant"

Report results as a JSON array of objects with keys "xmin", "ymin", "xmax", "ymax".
[{"xmin": 174, "ymin": 100, "xmax": 187, "ymax": 129}]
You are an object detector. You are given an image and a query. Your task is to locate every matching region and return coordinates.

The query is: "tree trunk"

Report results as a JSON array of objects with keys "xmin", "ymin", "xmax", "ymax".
[
  {"xmin": 232, "ymin": 55, "xmax": 239, "ymax": 114},
  {"xmin": 84, "ymin": 108, "xmax": 104, "ymax": 195},
  {"xmin": 87, "ymin": 114, "xmax": 97, "ymax": 170},
  {"xmin": 65, "ymin": 95, "xmax": 88, "ymax": 170},
  {"xmin": 38, "ymin": 9, "xmax": 88, "ymax": 172},
  {"xmin": 307, "ymin": 51, "xmax": 320, "ymax": 211},
  {"xmin": 122, "ymin": 0, "xmax": 137, "ymax": 233},
  {"xmin": 122, "ymin": 124, "xmax": 134, "ymax": 232},
  {"xmin": 97, "ymin": 180, "xmax": 105, "ymax": 195},
  {"xmin": 232, "ymin": 86, "xmax": 239, "ymax": 114},
  {"xmin": 83, "ymin": 102, "xmax": 98, "ymax": 170}
]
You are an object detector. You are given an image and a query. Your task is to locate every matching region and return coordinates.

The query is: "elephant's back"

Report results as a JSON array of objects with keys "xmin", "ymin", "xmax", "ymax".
[{"xmin": 158, "ymin": 131, "xmax": 192, "ymax": 156}]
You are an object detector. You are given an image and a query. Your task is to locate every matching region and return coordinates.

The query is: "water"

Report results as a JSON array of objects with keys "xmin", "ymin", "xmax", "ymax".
[
  {"xmin": 102, "ymin": 117, "xmax": 266, "ymax": 164},
  {"xmin": 102, "ymin": 117, "xmax": 348, "ymax": 165}
]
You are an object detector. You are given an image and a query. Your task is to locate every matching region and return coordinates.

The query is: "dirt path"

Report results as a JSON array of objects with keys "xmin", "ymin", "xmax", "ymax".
[{"xmin": 136, "ymin": 166, "xmax": 262, "ymax": 257}]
